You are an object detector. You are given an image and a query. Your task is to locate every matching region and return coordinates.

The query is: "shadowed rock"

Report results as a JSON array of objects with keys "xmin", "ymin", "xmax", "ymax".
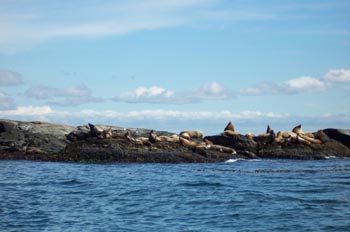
[{"xmin": 323, "ymin": 129, "xmax": 350, "ymax": 149}]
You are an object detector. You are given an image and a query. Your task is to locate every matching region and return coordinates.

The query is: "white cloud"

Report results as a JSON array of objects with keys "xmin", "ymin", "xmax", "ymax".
[
  {"xmin": 282, "ymin": 76, "xmax": 328, "ymax": 93},
  {"xmin": 25, "ymin": 85, "xmax": 103, "ymax": 106},
  {"xmin": 1, "ymin": 105, "xmax": 349, "ymax": 134},
  {"xmin": 116, "ymin": 86, "xmax": 174, "ymax": 103},
  {"xmin": 114, "ymin": 82, "xmax": 234, "ymax": 104},
  {"xmin": 0, "ymin": 92, "xmax": 15, "ymax": 110},
  {"xmin": 0, "ymin": 70, "xmax": 23, "ymax": 86},
  {"xmin": 323, "ymin": 69, "xmax": 350, "ymax": 83},
  {"xmin": 0, "ymin": 105, "xmax": 284, "ymax": 122},
  {"xmin": 241, "ymin": 76, "xmax": 328, "ymax": 96}
]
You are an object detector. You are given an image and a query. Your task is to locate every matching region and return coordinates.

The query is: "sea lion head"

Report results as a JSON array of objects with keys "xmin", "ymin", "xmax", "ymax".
[
  {"xmin": 224, "ymin": 121, "xmax": 235, "ymax": 132},
  {"xmin": 149, "ymin": 130, "xmax": 157, "ymax": 143},
  {"xmin": 266, "ymin": 125, "xmax": 271, "ymax": 134},
  {"xmin": 292, "ymin": 124, "xmax": 303, "ymax": 134}
]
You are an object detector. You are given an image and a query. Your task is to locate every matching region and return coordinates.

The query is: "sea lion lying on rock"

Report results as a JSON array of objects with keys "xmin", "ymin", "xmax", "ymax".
[
  {"xmin": 179, "ymin": 130, "xmax": 203, "ymax": 139},
  {"xmin": 156, "ymin": 135, "xmax": 180, "ymax": 143},
  {"xmin": 98, "ymin": 128, "xmax": 113, "ymax": 139},
  {"xmin": 88, "ymin": 124, "xmax": 115, "ymax": 139},
  {"xmin": 179, "ymin": 137, "xmax": 236, "ymax": 154},
  {"xmin": 179, "ymin": 137, "xmax": 205, "ymax": 148},
  {"xmin": 291, "ymin": 125, "xmax": 322, "ymax": 144},
  {"xmin": 274, "ymin": 131, "xmax": 320, "ymax": 145},
  {"xmin": 253, "ymin": 127, "xmax": 275, "ymax": 144},
  {"xmin": 206, "ymin": 144, "xmax": 237, "ymax": 154},
  {"xmin": 221, "ymin": 130, "xmax": 239, "ymax": 137}
]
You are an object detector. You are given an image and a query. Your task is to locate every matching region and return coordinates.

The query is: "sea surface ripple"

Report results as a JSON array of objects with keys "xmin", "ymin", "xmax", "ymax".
[{"xmin": 1, "ymin": 159, "xmax": 350, "ymax": 232}]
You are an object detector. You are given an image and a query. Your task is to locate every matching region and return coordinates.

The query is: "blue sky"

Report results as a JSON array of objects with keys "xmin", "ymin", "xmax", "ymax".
[{"xmin": 0, "ymin": 0, "xmax": 350, "ymax": 134}]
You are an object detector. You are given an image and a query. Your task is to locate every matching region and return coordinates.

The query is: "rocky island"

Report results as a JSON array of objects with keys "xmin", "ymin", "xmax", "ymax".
[{"xmin": 0, "ymin": 119, "xmax": 349, "ymax": 163}]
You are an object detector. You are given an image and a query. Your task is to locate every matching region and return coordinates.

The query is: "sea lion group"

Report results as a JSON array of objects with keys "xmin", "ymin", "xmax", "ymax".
[
  {"xmin": 87, "ymin": 121, "xmax": 325, "ymax": 156},
  {"xmin": 87, "ymin": 124, "xmax": 237, "ymax": 154}
]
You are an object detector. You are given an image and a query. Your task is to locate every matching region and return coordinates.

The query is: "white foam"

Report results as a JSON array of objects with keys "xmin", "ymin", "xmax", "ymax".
[
  {"xmin": 325, "ymin": 156, "xmax": 337, "ymax": 159},
  {"xmin": 225, "ymin": 158, "xmax": 245, "ymax": 163}
]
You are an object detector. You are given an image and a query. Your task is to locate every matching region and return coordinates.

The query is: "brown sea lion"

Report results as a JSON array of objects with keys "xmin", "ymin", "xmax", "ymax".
[
  {"xmin": 98, "ymin": 128, "xmax": 113, "ymax": 139},
  {"xmin": 292, "ymin": 124, "xmax": 303, "ymax": 135},
  {"xmin": 204, "ymin": 138, "xmax": 213, "ymax": 146},
  {"xmin": 296, "ymin": 135, "xmax": 311, "ymax": 145},
  {"xmin": 224, "ymin": 121, "xmax": 235, "ymax": 132},
  {"xmin": 315, "ymin": 130, "xmax": 330, "ymax": 143},
  {"xmin": 221, "ymin": 130, "xmax": 239, "ymax": 137},
  {"xmin": 155, "ymin": 135, "xmax": 178, "ymax": 143},
  {"xmin": 274, "ymin": 131, "xmax": 297, "ymax": 144},
  {"xmin": 299, "ymin": 134, "xmax": 322, "ymax": 144},
  {"xmin": 179, "ymin": 130, "xmax": 203, "ymax": 139},
  {"xmin": 25, "ymin": 146, "xmax": 47, "ymax": 155},
  {"xmin": 304, "ymin": 132, "xmax": 315, "ymax": 139},
  {"xmin": 245, "ymin": 133, "xmax": 255, "ymax": 140},
  {"xmin": 179, "ymin": 137, "xmax": 200, "ymax": 148},
  {"xmin": 206, "ymin": 144, "xmax": 237, "ymax": 154}
]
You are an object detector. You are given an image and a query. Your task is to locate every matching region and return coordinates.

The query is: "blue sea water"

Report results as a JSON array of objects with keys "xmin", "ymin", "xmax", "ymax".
[{"xmin": 1, "ymin": 159, "xmax": 350, "ymax": 232}]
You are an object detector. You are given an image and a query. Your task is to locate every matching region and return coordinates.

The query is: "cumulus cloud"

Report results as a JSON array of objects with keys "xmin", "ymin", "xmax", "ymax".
[
  {"xmin": 0, "ymin": 92, "xmax": 15, "ymax": 110},
  {"xmin": 323, "ymin": 69, "xmax": 350, "ymax": 83},
  {"xmin": 114, "ymin": 82, "xmax": 234, "ymax": 104},
  {"xmin": 241, "ymin": 76, "xmax": 329, "ymax": 96},
  {"xmin": 0, "ymin": 70, "xmax": 23, "ymax": 86},
  {"xmin": 25, "ymin": 85, "xmax": 103, "ymax": 106}
]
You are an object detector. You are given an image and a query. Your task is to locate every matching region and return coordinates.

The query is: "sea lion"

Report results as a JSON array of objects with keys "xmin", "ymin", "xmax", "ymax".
[
  {"xmin": 266, "ymin": 125, "xmax": 271, "ymax": 134},
  {"xmin": 98, "ymin": 127, "xmax": 113, "ymax": 139},
  {"xmin": 221, "ymin": 130, "xmax": 239, "ymax": 137},
  {"xmin": 158, "ymin": 135, "xmax": 180, "ymax": 143},
  {"xmin": 315, "ymin": 130, "xmax": 330, "ymax": 143},
  {"xmin": 224, "ymin": 121, "xmax": 235, "ymax": 132},
  {"xmin": 179, "ymin": 137, "xmax": 199, "ymax": 148},
  {"xmin": 296, "ymin": 135, "xmax": 311, "ymax": 145},
  {"xmin": 304, "ymin": 132, "xmax": 315, "ymax": 139},
  {"xmin": 179, "ymin": 130, "xmax": 203, "ymax": 139},
  {"xmin": 245, "ymin": 133, "xmax": 255, "ymax": 140},
  {"xmin": 149, "ymin": 130, "xmax": 157, "ymax": 143},
  {"xmin": 206, "ymin": 144, "xmax": 237, "ymax": 154},
  {"xmin": 204, "ymin": 138, "xmax": 213, "ymax": 146},
  {"xmin": 274, "ymin": 131, "xmax": 297, "ymax": 144},
  {"xmin": 25, "ymin": 146, "xmax": 47, "ymax": 155},
  {"xmin": 88, "ymin": 123, "xmax": 101, "ymax": 137},
  {"xmin": 299, "ymin": 134, "xmax": 322, "ymax": 144},
  {"xmin": 292, "ymin": 124, "xmax": 303, "ymax": 135}
]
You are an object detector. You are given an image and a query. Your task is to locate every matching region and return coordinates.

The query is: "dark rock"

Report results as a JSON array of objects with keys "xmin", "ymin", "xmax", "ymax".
[
  {"xmin": 59, "ymin": 137, "xmax": 239, "ymax": 163},
  {"xmin": 323, "ymin": 128, "xmax": 350, "ymax": 149},
  {"xmin": 203, "ymin": 134, "xmax": 257, "ymax": 153},
  {"xmin": 0, "ymin": 119, "xmax": 74, "ymax": 153}
]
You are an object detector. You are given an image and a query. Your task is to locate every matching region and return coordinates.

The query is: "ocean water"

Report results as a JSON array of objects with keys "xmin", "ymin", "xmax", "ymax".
[{"xmin": 1, "ymin": 159, "xmax": 350, "ymax": 232}]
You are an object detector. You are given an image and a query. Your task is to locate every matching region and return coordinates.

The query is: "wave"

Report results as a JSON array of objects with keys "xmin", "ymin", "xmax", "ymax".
[{"xmin": 225, "ymin": 158, "xmax": 262, "ymax": 163}]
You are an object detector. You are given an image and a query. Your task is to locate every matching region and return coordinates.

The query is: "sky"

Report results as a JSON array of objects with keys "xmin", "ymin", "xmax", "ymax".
[{"xmin": 0, "ymin": 0, "xmax": 350, "ymax": 135}]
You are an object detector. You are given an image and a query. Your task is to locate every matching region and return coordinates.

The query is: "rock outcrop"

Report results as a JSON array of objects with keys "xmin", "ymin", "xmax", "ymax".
[{"xmin": 1, "ymin": 119, "xmax": 350, "ymax": 163}]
